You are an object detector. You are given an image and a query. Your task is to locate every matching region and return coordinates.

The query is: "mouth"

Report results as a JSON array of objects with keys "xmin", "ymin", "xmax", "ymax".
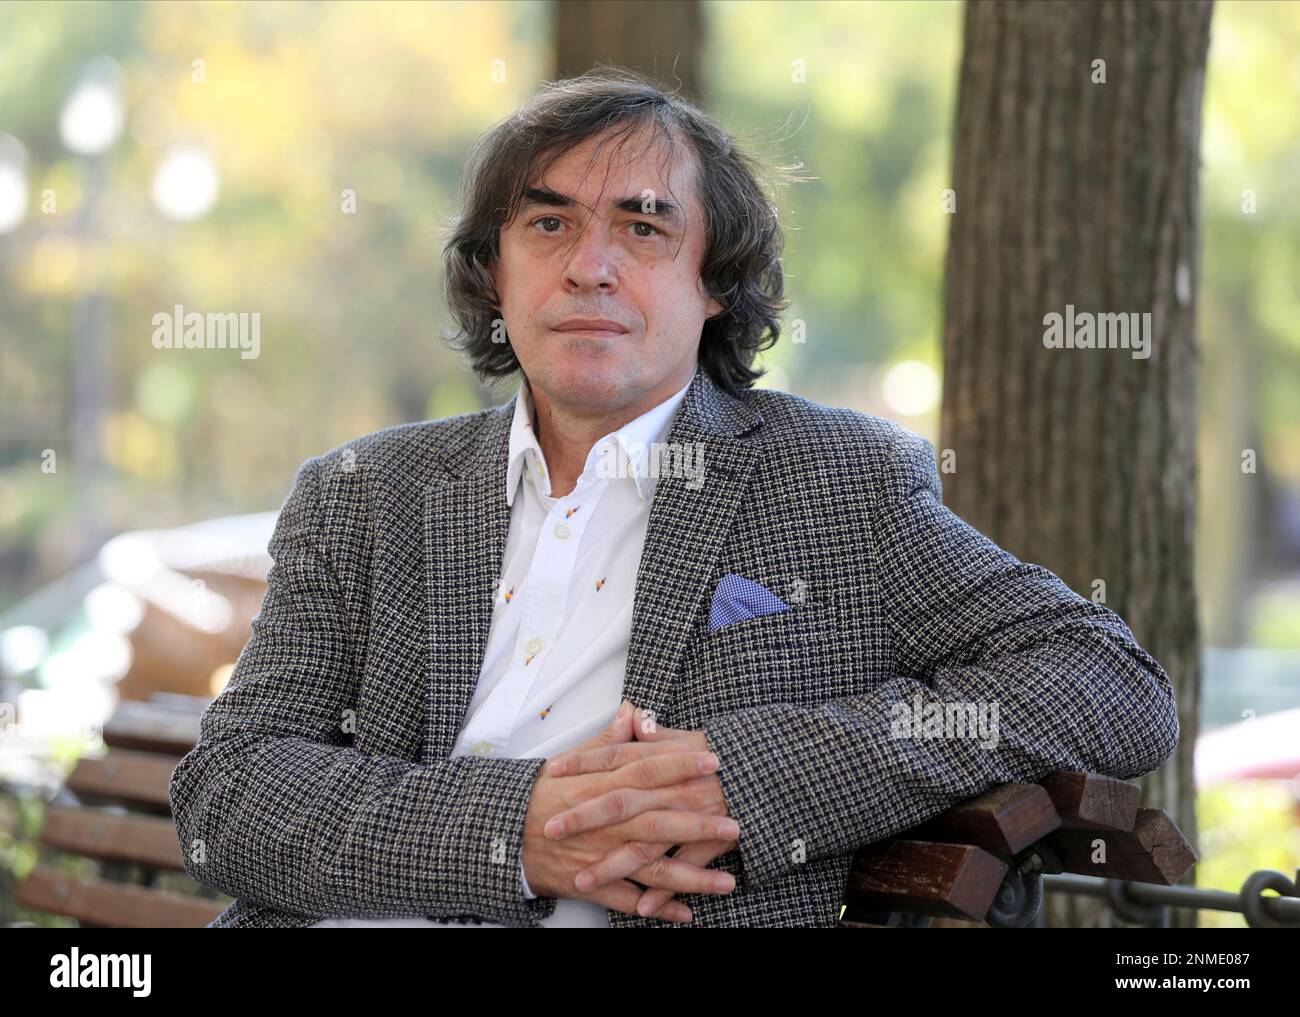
[
  {"xmin": 552, "ymin": 327, "xmax": 627, "ymax": 338},
  {"xmin": 552, "ymin": 319, "xmax": 630, "ymax": 337}
]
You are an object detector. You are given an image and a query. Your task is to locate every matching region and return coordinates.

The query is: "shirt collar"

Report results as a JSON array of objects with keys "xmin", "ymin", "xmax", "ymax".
[{"xmin": 505, "ymin": 372, "xmax": 694, "ymax": 507}]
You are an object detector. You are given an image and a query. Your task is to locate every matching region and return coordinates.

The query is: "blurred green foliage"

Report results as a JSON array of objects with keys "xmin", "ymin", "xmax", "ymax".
[{"xmin": 1197, "ymin": 779, "xmax": 1299, "ymax": 928}]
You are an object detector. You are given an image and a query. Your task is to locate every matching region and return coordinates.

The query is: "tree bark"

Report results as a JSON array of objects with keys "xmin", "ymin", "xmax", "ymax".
[
  {"xmin": 552, "ymin": 0, "xmax": 703, "ymax": 101},
  {"xmin": 940, "ymin": 0, "xmax": 1213, "ymax": 927}
]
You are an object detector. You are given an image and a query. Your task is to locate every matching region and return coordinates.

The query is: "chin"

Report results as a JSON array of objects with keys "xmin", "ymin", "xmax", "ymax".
[{"xmin": 550, "ymin": 366, "xmax": 633, "ymax": 404}]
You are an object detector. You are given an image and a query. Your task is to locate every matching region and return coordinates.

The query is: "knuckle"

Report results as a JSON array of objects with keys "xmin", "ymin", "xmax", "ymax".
[
  {"xmin": 688, "ymin": 777, "xmax": 718, "ymax": 808},
  {"xmin": 632, "ymin": 755, "xmax": 659, "ymax": 786},
  {"xmin": 598, "ymin": 745, "xmax": 620, "ymax": 769},
  {"xmin": 638, "ymin": 811, "xmax": 666, "ymax": 840},
  {"xmin": 629, "ymin": 840, "xmax": 658, "ymax": 867},
  {"xmin": 646, "ymin": 854, "xmax": 675, "ymax": 883},
  {"xmin": 607, "ymin": 788, "xmax": 633, "ymax": 822}
]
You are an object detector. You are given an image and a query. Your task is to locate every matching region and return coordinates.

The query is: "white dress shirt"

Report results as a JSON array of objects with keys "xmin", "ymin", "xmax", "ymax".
[{"xmin": 310, "ymin": 371, "xmax": 694, "ymax": 927}]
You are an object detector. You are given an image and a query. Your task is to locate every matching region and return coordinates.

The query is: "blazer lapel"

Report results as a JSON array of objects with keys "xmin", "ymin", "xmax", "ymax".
[
  {"xmin": 423, "ymin": 407, "xmax": 513, "ymax": 762},
  {"xmin": 422, "ymin": 364, "xmax": 763, "ymax": 761},
  {"xmin": 622, "ymin": 367, "xmax": 761, "ymax": 728}
]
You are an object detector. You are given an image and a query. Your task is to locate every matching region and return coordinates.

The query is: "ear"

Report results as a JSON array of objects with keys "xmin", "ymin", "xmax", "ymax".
[{"xmin": 698, "ymin": 276, "xmax": 724, "ymax": 320}]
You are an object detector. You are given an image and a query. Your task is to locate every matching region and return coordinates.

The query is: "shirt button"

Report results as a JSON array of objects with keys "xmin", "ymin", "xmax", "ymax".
[
  {"xmin": 524, "ymin": 636, "xmax": 543, "ymax": 654},
  {"xmin": 553, "ymin": 522, "xmax": 571, "ymax": 539},
  {"xmin": 472, "ymin": 741, "xmax": 493, "ymax": 755}
]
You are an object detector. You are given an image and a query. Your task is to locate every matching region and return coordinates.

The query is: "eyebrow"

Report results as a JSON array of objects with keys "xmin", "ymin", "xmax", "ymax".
[{"xmin": 520, "ymin": 186, "xmax": 685, "ymax": 228}]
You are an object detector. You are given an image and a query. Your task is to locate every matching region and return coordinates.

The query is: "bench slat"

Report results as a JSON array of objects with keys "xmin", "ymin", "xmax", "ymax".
[
  {"xmin": 846, "ymin": 840, "xmax": 1008, "ymax": 921},
  {"xmin": 905, "ymin": 782, "xmax": 1061, "ymax": 858},
  {"xmin": 103, "ymin": 699, "xmax": 202, "ymax": 757},
  {"xmin": 1039, "ymin": 772, "xmax": 1140, "ymax": 831},
  {"xmin": 40, "ymin": 807, "xmax": 188, "ymax": 871},
  {"xmin": 67, "ymin": 750, "xmax": 179, "ymax": 810},
  {"xmin": 16, "ymin": 865, "xmax": 225, "ymax": 928},
  {"xmin": 1047, "ymin": 808, "xmax": 1197, "ymax": 884}
]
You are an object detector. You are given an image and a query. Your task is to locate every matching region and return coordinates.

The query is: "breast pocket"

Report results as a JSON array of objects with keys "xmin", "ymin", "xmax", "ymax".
[{"xmin": 683, "ymin": 602, "xmax": 840, "ymax": 711}]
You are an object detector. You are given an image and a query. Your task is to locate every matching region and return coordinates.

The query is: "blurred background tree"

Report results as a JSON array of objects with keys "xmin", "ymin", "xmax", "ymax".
[{"xmin": 942, "ymin": 0, "xmax": 1213, "ymax": 927}]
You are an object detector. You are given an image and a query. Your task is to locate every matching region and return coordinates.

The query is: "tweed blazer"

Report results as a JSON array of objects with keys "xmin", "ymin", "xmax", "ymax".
[{"xmin": 169, "ymin": 362, "xmax": 1180, "ymax": 928}]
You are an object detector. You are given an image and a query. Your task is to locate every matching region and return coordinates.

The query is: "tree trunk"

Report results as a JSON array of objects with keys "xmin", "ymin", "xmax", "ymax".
[
  {"xmin": 552, "ymin": 0, "xmax": 703, "ymax": 101},
  {"xmin": 940, "ymin": 0, "xmax": 1213, "ymax": 927}
]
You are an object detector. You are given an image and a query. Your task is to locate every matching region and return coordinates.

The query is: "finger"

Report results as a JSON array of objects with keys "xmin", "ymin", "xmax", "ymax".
[
  {"xmin": 631, "ymin": 707, "xmax": 684, "ymax": 741},
  {"xmin": 572, "ymin": 839, "xmax": 674, "ymax": 892},
  {"xmin": 623, "ymin": 749, "xmax": 720, "ymax": 791},
  {"xmin": 637, "ymin": 839, "xmax": 735, "ymax": 917},
  {"xmin": 630, "ymin": 845, "xmax": 737, "ymax": 897},
  {"xmin": 547, "ymin": 740, "xmax": 647, "ymax": 778},
  {"xmin": 585, "ymin": 876, "xmax": 693, "ymax": 924},
  {"xmin": 569, "ymin": 810, "xmax": 737, "ymax": 873},
  {"xmin": 637, "ymin": 842, "xmax": 738, "ymax": 920},
  {"xmin": 546, "ymin": 773, "xmax": 729, "ymax": 838},
  {"xmin": 599, "ymin": 701, "xmax": 636, "ymax": 744},
  {"xmin": 545, "ymin": 705, "xmax": 646, "ymax": 776},
  {"xmin": 577, "ymin": 839, "xmax": 737, "ymax": 899},
  {"xmin": 588, "ymin": 701, "xmax": 636, "ymax": 746},
  {"xmin": 543, "ymin": 769, "xmax": 723, "ymax": 839},
  {"xmin": 543, "ymin": 785, "xmax": 656, "ymax": 839},
  {"xmin": 639, "ymin": 844, "xmax": 686, "ymax": 918},
  {"xmin": 577, "ymin": 821, "xmax": 743, "ymax": 899},
  {"xmin": 549, "ymin": 740, "xmax": 713, "ymax": 779},
  {"xmin": 623, "ymin": 809, "xmax": 737, "ymax": 845}
]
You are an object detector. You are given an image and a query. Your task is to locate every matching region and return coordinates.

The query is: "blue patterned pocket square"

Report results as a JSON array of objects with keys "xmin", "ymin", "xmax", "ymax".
[{"xmin": 708, "ymin": 573, "xmax": 790, "ymax": 633}]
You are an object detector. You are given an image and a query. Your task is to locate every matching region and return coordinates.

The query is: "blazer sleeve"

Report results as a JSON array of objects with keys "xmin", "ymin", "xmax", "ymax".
[
  {"xmin": 168, "ymin": 454, "xmax": 559, "ymax": 925},
  {"xmin": 701, "ymin": 426, "xmax": 1180, "ymax": 890}
]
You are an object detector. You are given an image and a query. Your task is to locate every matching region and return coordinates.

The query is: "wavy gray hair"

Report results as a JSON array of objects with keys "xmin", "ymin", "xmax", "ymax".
[{"xmin": 439, "ymin": 67, "xmax": 796, "ymax": 398}]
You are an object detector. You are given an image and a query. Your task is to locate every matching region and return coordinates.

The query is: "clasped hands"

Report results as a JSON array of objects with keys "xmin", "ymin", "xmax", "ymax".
[{"xmin": 521, "ymin": 701, "xmax": 740, "ymax": 923}]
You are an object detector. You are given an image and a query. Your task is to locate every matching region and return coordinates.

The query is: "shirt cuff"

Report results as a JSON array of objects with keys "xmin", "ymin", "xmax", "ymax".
[{"xmin": 520, "ymin": 858, "xmax": 537, "ymax": 900}]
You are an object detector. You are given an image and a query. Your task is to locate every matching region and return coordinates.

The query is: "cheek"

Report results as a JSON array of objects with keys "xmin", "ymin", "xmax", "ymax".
[
  {"xmin": 640, "ymin": 259, "xmax": 696, "ymax": 302},
  {"xmin": 494, "ymin": 240, "xmax": 534, "ymax": 298},
  {"xmin": 661, "ymin": 270, "xmax": 711, "ymax": 317},
  {"xmin": 498, "ymin": 262, "xmax": 541, "ymax": 313}
]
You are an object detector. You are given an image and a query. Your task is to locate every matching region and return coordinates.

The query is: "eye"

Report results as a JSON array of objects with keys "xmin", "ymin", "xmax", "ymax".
[{"xmin": 529, "ymin": 216, "xmax": 660, "ymax": 240}]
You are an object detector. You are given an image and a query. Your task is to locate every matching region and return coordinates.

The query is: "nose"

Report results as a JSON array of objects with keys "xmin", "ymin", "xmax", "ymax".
[{"xmin": 561, "ymin": 221, "xmax": 618, "ymax": 295}]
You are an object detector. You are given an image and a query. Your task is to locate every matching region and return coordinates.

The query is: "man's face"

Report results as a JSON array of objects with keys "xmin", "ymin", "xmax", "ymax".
[{"xmin": 490, "ymin": 126, "xmax": 724, "ymax": 419}]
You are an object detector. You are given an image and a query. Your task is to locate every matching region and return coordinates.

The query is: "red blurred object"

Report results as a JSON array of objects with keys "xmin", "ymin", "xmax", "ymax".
[{"xmin": 1195, "ymin": 707, "xmax": 1300, "ymax": 786}]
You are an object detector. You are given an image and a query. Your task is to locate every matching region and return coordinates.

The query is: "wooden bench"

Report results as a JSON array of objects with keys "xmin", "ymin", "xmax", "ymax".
[
  {"xmin": 839, "ymin": 771, "xmax": 1197, "ymax": 927},
  {"xmin": 14, "ymin": 696, "xmax": 228, "ymax": 928}
]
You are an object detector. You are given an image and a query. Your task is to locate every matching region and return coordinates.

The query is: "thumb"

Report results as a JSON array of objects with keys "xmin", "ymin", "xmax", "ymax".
[
  {"xmin": 630, "ymin": 706, "xmax": 677, "ymax": 742},
  {"xmin": 549, "ymin": 702, "xmax": 635, "ymax": 773},
  {"xmin": 599, "ymin": 700, "xmax": 636, "ymax": 743}
]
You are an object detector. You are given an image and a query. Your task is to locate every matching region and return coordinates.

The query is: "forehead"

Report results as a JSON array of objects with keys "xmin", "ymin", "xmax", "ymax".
[{"xmin": 521, "ymin": 125, "xmax": 702, "ymax": 224}]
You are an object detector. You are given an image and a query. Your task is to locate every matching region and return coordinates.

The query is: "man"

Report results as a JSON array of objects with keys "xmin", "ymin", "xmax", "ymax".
[{"xmin": 169, "ymin": 70, "xmax": 1180, "ymax": 928}]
